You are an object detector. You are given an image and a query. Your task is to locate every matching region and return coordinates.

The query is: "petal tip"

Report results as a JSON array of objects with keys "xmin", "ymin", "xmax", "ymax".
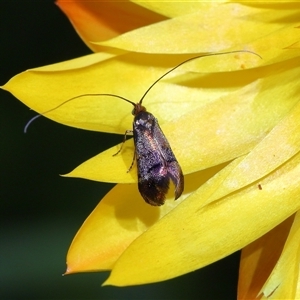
[
  {"xmin": 101, "ymin": 280, "xmax": 110, "ymax": 287},
  {"xmin": 64, "ymin": 265, "xmax": 73, "ymax": 275}
]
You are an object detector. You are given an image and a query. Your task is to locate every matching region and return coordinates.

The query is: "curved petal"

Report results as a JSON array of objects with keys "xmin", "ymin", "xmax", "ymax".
[
  {"xmin": 4, "ymin": 52, "xmax": 219, "ymax": 133},
  {"xmin": 131, "ymin": 1, "xmax": 212, "ymax": 18},
  {"xmin": 2, "ymin": 51, "xmax": 263, "ymax": 133},
  {"xmin": 66, "ymin": 58, "xmax": 300, "ymax": 183},
  {"xmin": 99, "ymin": 5, "xmax": 300, "ymax": 55},
  {"xmin": 66, "ymin": 164, "xmax": 225, "ymax": 273},
  {"xmin": 66, "ymin": 183, "xmax": 171, "ymax": 273},
  {"xmin": 133, "ymin": 1, "xmax": 300, "ymax": 20},
  {"xmin": 259, "ymin": 212, "xmax": 300, "ymax": 299},
  {"xmin": 104, "ymin": 148, "xmax": 300, "ymax": 286},
  {"xmin": 238, "ymin": 216, "xmax": 294, "ymax": 300},
  {"xmin": 4, "ymin": 52, "xmax": 300, "ymax": 184},
  {"xmin": 56, "ymin": 0, "xmax": 167, "ymax": 52},
  {"xmin": 101, "ymin": 96, "xmax": 300, "ymax": 285},
  {"xmin": 64, "ymin": 140, "xmax": 137, "ymax": 184}
]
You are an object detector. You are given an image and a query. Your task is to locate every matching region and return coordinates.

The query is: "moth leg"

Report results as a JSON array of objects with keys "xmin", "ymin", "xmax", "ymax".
[
  {"xmin": 127, "ymin": 151, "xmax": 136, "ymax": 173},
  {"xmin": 113, "ymin": 130, "xmax": 133, "ymax": 156}
]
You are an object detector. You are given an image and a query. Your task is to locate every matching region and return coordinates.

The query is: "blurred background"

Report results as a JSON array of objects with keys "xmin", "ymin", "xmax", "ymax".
[{"xmin": 1, "ymin": 1, "xmax": 240, "ymax": 299}]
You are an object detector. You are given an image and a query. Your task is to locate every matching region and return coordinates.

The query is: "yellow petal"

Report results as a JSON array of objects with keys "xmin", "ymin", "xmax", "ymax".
[
  {"xmin": 67, "ymin": 58, "xmax": 300, "ymax": 183},
  {"xmin": 238, "ymin": 216, "xmax": 295, "ymax": 300},
  {"xmin": 103, "ymin": 95, "xmax": 300, "ymax": 285},
  {"xmin": 260, "ymin": 212, "xmax": 300, "ymax": 299},
  {"xmin": 56, "ymin": 0, "xmax": 166, "ymax": 52},
  {"xmin": 133, "ymin": 1, "xmax": 300, "ymax": 20},
  {"xmin": 66, "ymin": 164, "xmax": 224, "ymax": 273},
  {"xmin": 5, "ymin": 52, "xmax": 221, "ymax": 133},
  {"xmin": 66, "ymin": 183, "xmax": 170, "ymax": 273},
  {"xmin": 104, "ymin": 145, "xmax": 300, "ymax": 285},
  {"xmin": 132, "ymin": 1, "xmax": 211, "ymax": 18},
  {"xmin": 101, "ymin": 156, "xmax": 241, "ymax": 285},
  {"xmin": 64, "ymin": 141, "xmax": 137, "ymax": 183},
  {"xmin": 99, "ymin": 5, "xmax": 300, "ymax": 55}
]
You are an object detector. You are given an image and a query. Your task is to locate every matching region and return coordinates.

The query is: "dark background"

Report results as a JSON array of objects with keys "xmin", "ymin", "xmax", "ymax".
[{"xmin": 1, "ymin": 1, "xmax": 240, "ymax": 299}]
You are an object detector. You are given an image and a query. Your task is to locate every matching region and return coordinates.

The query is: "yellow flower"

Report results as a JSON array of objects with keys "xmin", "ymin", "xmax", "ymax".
[{"xmin": 3, "ymin": 1, "xmax": 300, "ymax": 298}]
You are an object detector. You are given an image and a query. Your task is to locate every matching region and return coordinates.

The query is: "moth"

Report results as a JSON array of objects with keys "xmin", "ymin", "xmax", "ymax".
[
  {"xmin": 25, "ymin": 50, "xmax": 260, "ymax": 206},
  {"xmin": 115, "ymin": 99, "xmax": 184, "ymax": 206}
]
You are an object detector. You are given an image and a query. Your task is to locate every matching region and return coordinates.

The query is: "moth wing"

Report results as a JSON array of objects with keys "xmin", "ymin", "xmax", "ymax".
[
  {"xmin": 137, "ymin": 159, "xmax": 183, "ymax": 206},
  {"xmin": 138, "ymin": 166, "xmax": 169, "ymax": 206},
  {"xmin": 167, "ymin": 161, "xmax": 184, "ymax": 200},
  {"xmin": 134, "ymin": 111, "xmax": 184, "ymax": 205}
]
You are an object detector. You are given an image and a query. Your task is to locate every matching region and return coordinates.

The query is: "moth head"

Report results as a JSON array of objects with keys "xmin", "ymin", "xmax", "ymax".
[{"xmin": 132, "ymin": 102, "xmax": 146, "ymax": 116}]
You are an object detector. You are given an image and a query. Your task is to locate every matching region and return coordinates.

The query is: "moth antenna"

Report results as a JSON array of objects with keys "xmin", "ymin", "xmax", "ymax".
[
  {"xmin": 24, "ymin": 114, "xmax": 42, "ymax": 133},
  {"xmin": 24, "ymin": 93, "xmax": 135, "ymax": 133},
  {"xmin": 138, "ymin": 50, "xmax": 262, "ymax": 104}
]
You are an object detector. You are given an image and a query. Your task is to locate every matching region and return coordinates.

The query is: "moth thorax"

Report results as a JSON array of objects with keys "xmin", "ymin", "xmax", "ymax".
[
  {"xmin": 132, "ymin": 103, "xmax": 146, "ymax": 116},
  {"xmin": 135, "ymin": 111, "xmax": 155, "ymax": 128}
]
